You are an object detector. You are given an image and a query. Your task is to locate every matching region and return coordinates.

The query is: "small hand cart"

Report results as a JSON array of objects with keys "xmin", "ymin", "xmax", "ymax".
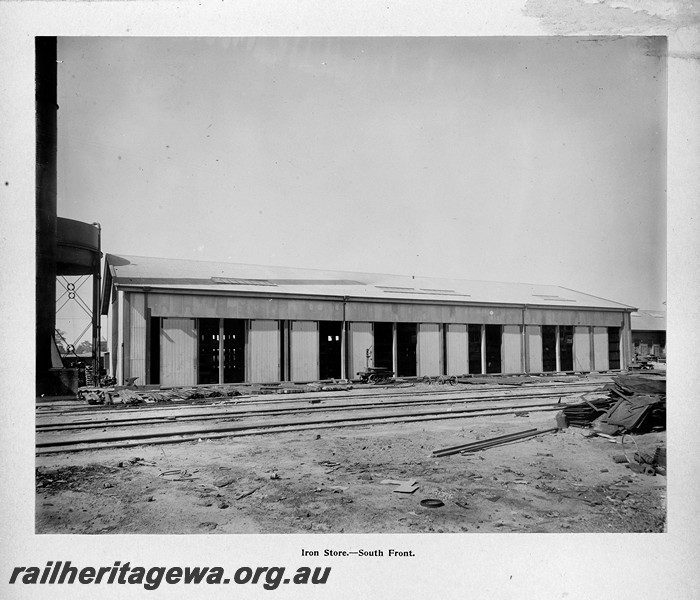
[{"xmin": 357, "ymin": 366, "xmax": 394, "ymax": 384}]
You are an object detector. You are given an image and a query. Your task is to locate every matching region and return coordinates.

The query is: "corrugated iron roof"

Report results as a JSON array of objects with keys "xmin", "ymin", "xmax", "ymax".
[
  {"xmin": 104, "ymin": 254, "xmax": 635, "ymax": 310},
  {"xmin": 631, "ymin": 310, "xmax": 666, "ymax": 331}
]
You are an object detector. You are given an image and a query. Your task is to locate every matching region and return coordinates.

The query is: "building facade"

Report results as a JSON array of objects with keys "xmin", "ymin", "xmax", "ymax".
[
  {"xmin": 102, "ymin": 255, "xmax": 635, "ymax": 386},
  {"xmin": 631, "ymin": 310, "xmax": 666, "ymax": 358}
]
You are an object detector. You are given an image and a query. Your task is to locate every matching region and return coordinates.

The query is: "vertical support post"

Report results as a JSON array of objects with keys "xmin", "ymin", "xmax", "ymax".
[
  {"xmin": 340, "ymin": 298, "xmax": 347, "ymax": 381},
  {"xmin": 499, "ymin": 324, "xmax": 505, "ymax": 374},
  {"xmin": 92, "ymin": 272, "xmax": 99, "ymax": 382},
  {"xmin": 144, "ymin": 292, "xmax": 151, "ymax": 384},
  {"xmin": 340, "ymin": 323, "xmax": 346, "ymax": 381},
  {"xmin": 466, "ymin": 324, "xmax": 471, "ymax": 375},
  {"xmin": 218, "ymin": 318, "xmax": 224, "ymax": 384},
  {"xmin": 555, "ymin": 325, "xmax": 561, "ymax": 372},
  {"xmin": 145, "ymin": 308, "xmax": 151, "ymax": 385},
  {"xmin": 285, "ymin": 320, "xmax": 291, "ymax": 381},
  {"xmin": 440, "ymin": 324, "xmax": 445, "ymax": 375},
  {"xmin": 91, "ymin": 223, "xmax": 102, "ymax": 384},
  {"xmin": 392, "ymin": 322, "xmax": 397, "ymax": 377},
  {"xmin": 116, "ymin": 291, "xmax": 124, "ymax": 385},
  {"xmin": 277, "ymin": 320, "xmax": 283, "ymax": 382},
  {"xmin": 244, "ymin": 320, "xmax": 249, "ymax": 382},
  {"xmin": 480, "ymin": 325, "xmax": 486, "ymax": 375},
  {"xmin": 521, "ymin": 307, "xmax": 528, "ymax": 373}
]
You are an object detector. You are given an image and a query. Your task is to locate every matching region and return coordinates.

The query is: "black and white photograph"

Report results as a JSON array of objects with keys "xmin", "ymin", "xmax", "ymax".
[
  {"xmin": 2, "ymin": 2, "xmax": 700, "ymax": 599},
  {"xmin": 35, "ymin": 35, "xmax": 669, "ymax": 536}
]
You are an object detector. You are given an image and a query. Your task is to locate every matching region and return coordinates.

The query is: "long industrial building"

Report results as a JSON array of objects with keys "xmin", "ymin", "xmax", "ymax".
[{"xmin": 101, "ymin": 254, "xmax": 635, "ymax": 386}]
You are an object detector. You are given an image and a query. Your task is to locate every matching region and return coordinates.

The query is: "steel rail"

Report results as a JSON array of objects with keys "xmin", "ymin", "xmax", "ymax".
[
  {"xmin": 36, "ymin": 400, "xmax": 569, "ymax": 448},
  {"xmin": 35, "ymin": 380, "xmax": 605, "ymax": 418},
  {"xmin": 456, "ymin": 427, "xmax": 560, "ymax": 454},
  {"xmin": 432, "ymin": 428, "xmax": 539, "ymax": 455},
  {"xmin": 36, "ymin": 404, "xmax": 567, "ymax": 455},
  {"xmin": 36, "ymin": 399, "xmax": 566, "ymax": 445},
  {"xmin": 37, "ymin": 388, "xmax": 598, "ymax": 427},
  {"xmin": 35, "ymin": 389, "xmax": 584, "ymax": 433},
  {"xmin": 433, "ymin": 428, "xmax": 559, "ymax": 457}
]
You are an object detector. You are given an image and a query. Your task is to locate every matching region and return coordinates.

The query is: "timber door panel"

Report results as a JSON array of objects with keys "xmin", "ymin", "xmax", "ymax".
[
  {"xmin": 160, "ymin": 318, "xmax": 197, "ymax": 386},
  {"xmin": 418, "ymin": 323, "xmax": 441, "ymax": 377},
  {"xmin": 128, "ymin": 293, "xmax": 147, "ymax": 385},
  {"xmin": 348, "ymin": 322, "xmax": 373, "ymax": 378},
  {"xmin": 502, "ymin": 325, "xmax": 522, "ymax": 373},
  {"xmin": 248, "ymin": 320, "xmax": 280, "ymax": 383},
  {"xmin": 445, "ymin": 324, "xmax": 468, "ymax": 376},
  {"xmin": 526, "ymin": 326, "xmax": 543, "ymax": 373},
  {"xmin": 290, "ymin": 321, "xmax": 319, "ymax": 382},
  {"xmin": 573, "ymin": 326, "xmax": 592, "ymax": 371},
  {"xmin": 593, "ymin": 327, "xmax": 609, "ymax": 371}
]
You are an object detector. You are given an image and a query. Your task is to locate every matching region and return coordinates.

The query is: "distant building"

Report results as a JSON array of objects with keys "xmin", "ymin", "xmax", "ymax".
[
  {"xmin": 631, "ymin": 310, "xmax": 666, "ymax": 358},
  {"xmin": 101, "ymin": 254, "xmax": 636, "ymax": 386}
]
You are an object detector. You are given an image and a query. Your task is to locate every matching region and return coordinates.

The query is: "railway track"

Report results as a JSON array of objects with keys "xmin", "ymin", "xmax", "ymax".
[
  {"xmin": 36, "ymin": 380, "xmax": 607, "ymax": 454},
  {"xmin": 35, "ymin": 379, "xmax": 603, "ymax": 417},
  {"xmin": 36, "ymin": 387, "xmax": 602, "ymax": 433}
]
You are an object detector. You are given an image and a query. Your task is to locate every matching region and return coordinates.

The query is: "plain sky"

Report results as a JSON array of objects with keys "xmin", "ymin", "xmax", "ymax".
[{"xmin": 56, "ymin": 36, "xmax": 666, "ymax": 333}]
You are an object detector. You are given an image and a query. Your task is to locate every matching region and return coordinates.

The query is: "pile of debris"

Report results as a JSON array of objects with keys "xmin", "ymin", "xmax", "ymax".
[
  {"xmin": 559, "ymin": 374, "xmax": 666, "ymax": 435},
  {"xmin": 77, "ymin": 385, "xmax": 242, "ymax": 406},
  {"xmin": 613, "ymin": 442, "xmax": 666, "ymax": 477},
  {"xmin": 77, "ymin": 379, "xmax": 360, "ymax": 406}
]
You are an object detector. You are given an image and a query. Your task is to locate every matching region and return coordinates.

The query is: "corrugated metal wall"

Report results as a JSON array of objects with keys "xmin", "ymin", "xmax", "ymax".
[
  {"xmin": 160, "ymin": 318, "xmax": 197, "ymax": 386},
  {"xmin": 128, "ymin": 293, "xmax": 147, "ymax": 385},
  {"xmin": 573, "ymin": 326, "xmax": 592, "ymax": 371},
  {"xmin": 348, "ymin": 322, "xmax": 373, "ymax": 378},
  {"xmin": 524, "ymin": 308, "xmax": 623, "ymax": 327},
  {"xmin": 347, "ymin": 302, "xmax": 525, "ymax": 325},
  {"xmin": 134, "ymin": 290, "xmax": 632, "ymax": 381},
  {"xmin": 502, "ymin": 325, "xmax": 522, "ymax": 373},
  {"xmin": 147, "ymin": 292, "xmax": 628, "ymax": 327},
  {"xmin": 290, "ymin": 321, "xmax": 319, "ymax": 382},
  {"xmin": 526, "ymin": 326, "xmax": 543, "ymax": 373},
  {"xmin": 148, "ymin": 293, "xmax": 342, "ymax": 321},
  {"xmin": 247, "ymin": 320, "xmax": 280, "ymax": 383},
  {"xmin": 445, "ymin": 324, "xmax": 468, "ymax": 376},
  {"xmin": 418, "ymin": 323, "xmax": 442, "ymax": 376},
  {"xmin": 593, "ymin": 327, "xmax": 609, "ymax": 371}
]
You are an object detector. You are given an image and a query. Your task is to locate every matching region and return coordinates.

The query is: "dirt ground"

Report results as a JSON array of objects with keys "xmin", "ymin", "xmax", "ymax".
[{"xmin": 36, "ymin": 409, "xmax": 666, "ymax": 534}]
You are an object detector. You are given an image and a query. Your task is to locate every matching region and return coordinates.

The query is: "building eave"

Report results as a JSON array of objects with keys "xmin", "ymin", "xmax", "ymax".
[{"xmin": 112, "ymin": 283, "xmax": 635, "ymax": 313}]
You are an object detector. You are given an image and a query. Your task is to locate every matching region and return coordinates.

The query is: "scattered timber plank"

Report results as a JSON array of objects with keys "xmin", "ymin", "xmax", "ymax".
[
  {"xmin": 393, "ymin": 483, "xmax": 419, "ymax": 494},
  {"xmin": 236, "ymin": 487, "xmax": 260, "ymax": 501}
]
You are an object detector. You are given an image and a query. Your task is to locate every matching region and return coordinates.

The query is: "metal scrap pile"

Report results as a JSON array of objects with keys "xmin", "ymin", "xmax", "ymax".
[
  {"xmin": 558, "ymin": 396, "xmax": 617, "ymax": 428},
  {"xmin": 560, "ymin": 374, "xmax": 666, "ymax": 435}
]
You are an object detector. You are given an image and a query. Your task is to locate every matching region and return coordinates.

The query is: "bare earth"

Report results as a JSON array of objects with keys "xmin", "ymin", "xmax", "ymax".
[{"xmin": 36, "ymin": 406, "xmax": 666, "ymax": 534}]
